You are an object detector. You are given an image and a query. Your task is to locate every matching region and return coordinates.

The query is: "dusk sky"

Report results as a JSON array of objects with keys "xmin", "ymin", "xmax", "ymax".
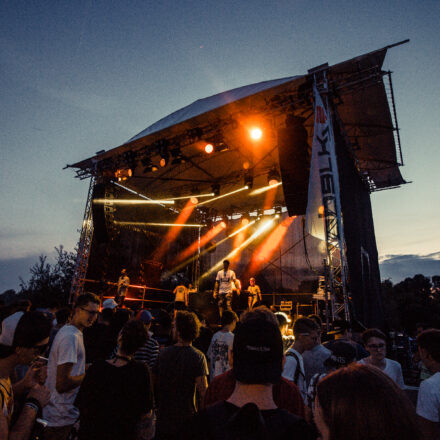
[{"xmin": 1, "ymin": 0, "xmax": 439, "ymax": 291}]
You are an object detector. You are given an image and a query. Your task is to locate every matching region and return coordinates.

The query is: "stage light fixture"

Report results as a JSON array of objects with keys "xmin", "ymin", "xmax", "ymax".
[
  {"xmin": 171, "ymin": 148, "xmax": 186, "ymax": 165},
  {"xmin": 159, "ymin": 153, "xmax": 169, "ymax": 168},
  {"xmin": 115, "ymin": 168, "xmax": 132, "ymax": 182},
  {"xmin": 190, "ymin": 197, "xmax": 198, "ymax": 205},
  {"xmin": 204, "ymin": 143, "xmax": 214, "ymax": 154},
  {"xmin": 141, "ymin": 157, "xmax": 158, "ymax": 173},
  {"xmin": 250, "ymin": 127, "xmax": 263, "ymax": 140},
  {"xmin": 267, "ymin": 168, "xmax": 281, "ymax": 186}
]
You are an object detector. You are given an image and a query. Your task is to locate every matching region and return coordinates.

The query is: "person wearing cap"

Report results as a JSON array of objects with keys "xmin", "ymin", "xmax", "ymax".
[
  {"xmin": 191, "ymin": 310, "xmax": 314, "ymax": 439},
  {"xmin": 0, "ymin": 311, "xmax": 52, "ymax": 440},
  {"xmin": 133, "ymin": 310, "xmax": 160, "ymax": 369},
  {"xmin": 282, "ymin": 317, "xmax": 320, "ymax": 402},
  {"xmin": 43, "ymin": 293, "xmax": 100, "ymax": 440},
  {"xmin": 213, "ymin": 260, "xmax": 240, "ymax": 317},
  {"xmin": 247, "ymin": 277, "xmax": 262, "ymax": 310},
  {"xmin": 115, "ymin": 269, "xmax": 130, "ymax": 307},
  {"xmin": 358, "ymin": 328, "xmax": 405, "ymax": 388},
  {"xmin": 323, "ymin": 319, "xmax": 368, "ymax": 361},
  {"xmin": 306, "ymin": 340, "xmax": 356, "ymax": 411}
]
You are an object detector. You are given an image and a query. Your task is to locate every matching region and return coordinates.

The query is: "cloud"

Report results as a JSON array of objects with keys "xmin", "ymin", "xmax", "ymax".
[{"xmin": 379, "ymin": 252, "xmax": 440, "ymax": 283}]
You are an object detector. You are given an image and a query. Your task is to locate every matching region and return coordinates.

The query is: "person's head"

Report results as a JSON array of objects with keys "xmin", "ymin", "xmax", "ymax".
[
  {"xmin": 102, "ymin": 298, "xmax": 117, "ymax": 311},
  {"xmin": 73, "ymin": 293, "xmax": 101, "ymax": 329},
  {"xmin": 417, "ymin": 329, "xmax": 440, "ymax": 373},
  {"xmin": 362, "ymin": 328, "xmax": 387, "ymax": 362},
  {"xmin": 121, "ymin": 268, "xmax": 127, "ymax": 275},
  {"xmin": 240, "ymin": 307, "xmax": 278, "ymax": 327},
  {"xmin": 308, "ymin": 314, "xmax": 322, "ymax": 328},
  {"xmin": 136, "ymin": 309, "xmax": 153, "ymax": 330},
  {"xmin": 293, "ymin": 317, "xmax": 320, "ymax": 352},
  {"xmin": 324, "ymin": 341, "xmax": 356, "ymax": 371},
  {"xmin": 232, "ymin": 312, "xmax": 283, "ymax": 385},
  {"xmin": 0, "ymin": 311, "xmax": 52, "ymax": 364},
  {"xmin": 314, "ymin": 364, "xmax": 422, "ymax": 440},
  {"xmin": 118, "ymin": 319, "xmax": 148, "ymax": 356},
  {"xmin": 173, "ymin": 311, "xmax": 200, "ymax": 343},
  {"xmin": 15, "ymin": 299, "xmax": 32, "ymax": 312},
  {"xmin": 275, "ymin": 312, "xmax": 290, "ymax": 336},
  {"xmin": 221, "ymin": 310, "xmax": 238, "ymax": 330},
  {"xmin": 249, "ymin": 277, "xmax": 256, "ymax": 287},
  {"xmin": 223, "ymin": 260, "xmax": 230, "ymax": 270}
]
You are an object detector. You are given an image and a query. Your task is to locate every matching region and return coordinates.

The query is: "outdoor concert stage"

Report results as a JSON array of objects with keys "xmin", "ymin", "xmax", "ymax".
[{"xmin": 67, "ymin": 42, "xmax": 408, "ymax": 327}]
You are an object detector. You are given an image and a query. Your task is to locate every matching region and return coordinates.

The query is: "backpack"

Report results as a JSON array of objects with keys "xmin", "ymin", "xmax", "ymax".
[{"xmin": 285, "ymin": 351, "xmax": 303, "ymax": 385}]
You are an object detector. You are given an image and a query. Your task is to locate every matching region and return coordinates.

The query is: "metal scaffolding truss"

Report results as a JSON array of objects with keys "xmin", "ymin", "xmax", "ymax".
[{"xmin": 69, "ymin": 176, "xmax": 96, "ymax": 304}]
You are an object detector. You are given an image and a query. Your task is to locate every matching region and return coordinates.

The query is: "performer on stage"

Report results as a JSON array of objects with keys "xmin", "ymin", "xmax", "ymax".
[
  {"xmin": 115, "ymin": 268, "xmax": 130, "ymax": 307},
  {"xmin": 247, "ymin": 277, "xmax": 262, "ymax": 310},
  {"xmin": 214, "ymin": 260, "xmax": 240, "ymax": 316},
  {"xmin": 173, "ymin": 283, "xmax": 188, "ymax": 310}
]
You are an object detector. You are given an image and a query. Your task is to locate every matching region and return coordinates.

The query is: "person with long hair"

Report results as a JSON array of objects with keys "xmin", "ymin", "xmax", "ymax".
[{"xmin": 314, "ymin": 363, "xmax": 422, "ymax": 440}]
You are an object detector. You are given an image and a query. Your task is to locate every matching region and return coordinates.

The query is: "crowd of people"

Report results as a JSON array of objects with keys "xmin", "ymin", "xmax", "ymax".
[{"xmin": 0, "ymin": 292, "xmax": 439, "ymax": 440}]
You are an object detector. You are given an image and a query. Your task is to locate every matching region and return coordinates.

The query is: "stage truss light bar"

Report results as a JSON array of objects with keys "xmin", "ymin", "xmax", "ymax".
[
  {"xmin": 197, "ymin": 186, "xmax": 249, "ymax": 206},
  {"xmin": 111, "ymin": 181, "xmax": 179, "ymax": 213},
  {"xmin": 249, "ymin": 181, "xmax": 282, "ymax": 196},
  {"xmin": 114, "ymin": 221, "xmax": 204, "ymax": 227},
  {"xmin": 92, "ymin": 199, "xmax": 175, "ymax": 205}
]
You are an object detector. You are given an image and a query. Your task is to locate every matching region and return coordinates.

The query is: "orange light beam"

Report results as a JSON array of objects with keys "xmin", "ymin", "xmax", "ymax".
[
  {"xmin": 231, "ymin": 231, "xmax": 246, "ymax": 264},
  {"xmin": 173, "ymin": 222, "xmax": 225, "ymax": 265},
  {"xmin": 153, "ymin": 199, "xmax": 196, "ymax": 260},
  {"xmin": 263, "ymin": 185, "xmax": 277, "ymax": 211},
  {"xmin": 246, "ymin": 216, "xmax": 296, "ymax": 277}
]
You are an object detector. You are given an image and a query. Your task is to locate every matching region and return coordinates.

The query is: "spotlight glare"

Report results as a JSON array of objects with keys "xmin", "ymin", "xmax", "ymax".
[
  {"xmin": 198, "ymin": 186, "xmax": 249, "ymax": 206},
  {"xmin": 204, "ymin": 143, "xmax": 214, "ymax": 154},
  {"xmin": 220, "ymin": 221, "xmax": 227, "ymax": 229},
  {"xmin": 249, "ymin": 182, "xmax": 282, "ymax": 196},
  {"xmin": 250, "ymin": 127, "xmax": 263, "ymax": 140},
  {"xmin": 269, "ymin": 178, "xmax": 279, "ymax": 186},
  {"xmin": 159, "ymin": 157, "xmax": 167, "ymax": 167},
  {"xmin": 190, "ymin": 197, "xmax": 198, "ymax": 205}
]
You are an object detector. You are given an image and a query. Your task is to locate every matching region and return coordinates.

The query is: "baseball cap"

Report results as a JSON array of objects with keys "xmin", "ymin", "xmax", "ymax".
[
  {"xmin": 324, "ymin": 341, "xmax": 356, "ymax": 368},
  {"xmin": 233, "ymin": 318, "xmax": 283, "ymax": 384},
  {"xmin": 136, "ymin": 310, "xmax": 153, "ymax": 325},
  {"xmin": 102, "ymin": 299, "xmax": 117, "ymax": 310},
  {"xmin": 328, "ymin": 319, "xmax": 351, "ymax": 335},
  {"xmin": 0, "ymin": 312, "xmax": 24, "ymax": 346}
]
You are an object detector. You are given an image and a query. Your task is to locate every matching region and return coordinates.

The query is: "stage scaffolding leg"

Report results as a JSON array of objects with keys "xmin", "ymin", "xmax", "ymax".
[
  {"xmin": 69, "ymin": 176, "xmax": 96, "ymax": 304},
  {"xmin": 311, "ymin": 68, "xmax": 351, "ymax": 322}
]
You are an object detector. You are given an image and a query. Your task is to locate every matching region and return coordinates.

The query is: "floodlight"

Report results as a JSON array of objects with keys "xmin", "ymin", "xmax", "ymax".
[
  {"xmin": 250, "ymin": 127, "xmax": 263, "ymax": 140},
  {"xmin": 204, "ymin": 143, "xmax": 214, "ymax": 154},
  {"xmin": 268, "ymin": 168, "xmax": 281, "ymax": 186}
]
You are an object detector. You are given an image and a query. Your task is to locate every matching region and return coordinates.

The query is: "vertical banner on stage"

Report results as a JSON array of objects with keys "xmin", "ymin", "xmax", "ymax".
[{"xmin": 305, "ymin": 85, "xmax": 342, "ymax": 242}]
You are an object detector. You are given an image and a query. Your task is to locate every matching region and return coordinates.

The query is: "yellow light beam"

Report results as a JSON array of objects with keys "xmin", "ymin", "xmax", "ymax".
[
  {"xmin": 228, "ymin": 220, "xmax": 256, "ymax": 238},
  {"xmin": 197, "ymin": 186, "xmax": 249, "ymax": 206},
  {"xmin": 249, "ymin": 182, "xmax": 282, "ymax": 196},
  {"xmin": 199, "ymin": 218, "xmax": 276, "ymax": 280},
  {"xmin": 163, "ymin": 192, "xmax": 215, "ymax": 201},
  {"xmin": 93, "ymin": 199, "xmax": 175, "ymax": 205}
]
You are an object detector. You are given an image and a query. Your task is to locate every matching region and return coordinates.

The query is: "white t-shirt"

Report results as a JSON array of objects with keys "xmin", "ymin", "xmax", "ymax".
[
  {"xmin": 358, "ymin": 357, "xmax": 405, "ymax": 388},
  {"xmin": 44, "ymin": 324, "xmax": 85, "ymax": 427},
  {"xmin": 417, "ymin": 371, "xmax": 440, "ymax": 422},
  {"xmin": 216, "ymin": 269, "xmax": 236, "ymax": 295},
  {"xmin": 282, "ymin": 347, "xmax": 307, "ymax": 402},
  {"xmin": 207, "ymin": 330, "xmax": 234, "ymax": 378}
]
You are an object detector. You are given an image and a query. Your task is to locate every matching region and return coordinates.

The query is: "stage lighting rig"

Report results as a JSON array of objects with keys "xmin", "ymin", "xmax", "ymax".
[
  {"xmin": 114, "ymin": 168, "xmax": 132, "ymax": 182},
  {"xmin": 171, "ymin": 148, "xmax": 186, "ymax": 165},
  {"xmin": 141, "ymin": 157, "xmax": 158, "ymax": 173}
]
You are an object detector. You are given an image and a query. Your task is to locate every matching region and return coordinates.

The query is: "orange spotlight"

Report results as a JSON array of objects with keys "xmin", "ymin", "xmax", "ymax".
[
  {"xmin": 220, "ymin": 221, "xmax": 227, "ymax": 229},
  {"xmin": 250, "ymin": 127, "xmax": 263, "ymax": 140},
  {"xmin": 190, "ymin": 197, "xmax": 198, "ymax": 205},
  {"xmin": 204, "ymin": 143, "xmax": 214, "ymax": 154},
  {"xmin": 241, "ymin": 217, "xmax": 250, "ymax": 226},
  {"xmin": 318, "ymin": 205, "xmax": 325, "ymax": 216}
]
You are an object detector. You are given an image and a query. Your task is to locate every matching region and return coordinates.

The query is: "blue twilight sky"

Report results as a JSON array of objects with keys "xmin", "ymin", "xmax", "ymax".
[{"xmin": 1, "ymin": 0, "xmax": 439, "ymax": 291}]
